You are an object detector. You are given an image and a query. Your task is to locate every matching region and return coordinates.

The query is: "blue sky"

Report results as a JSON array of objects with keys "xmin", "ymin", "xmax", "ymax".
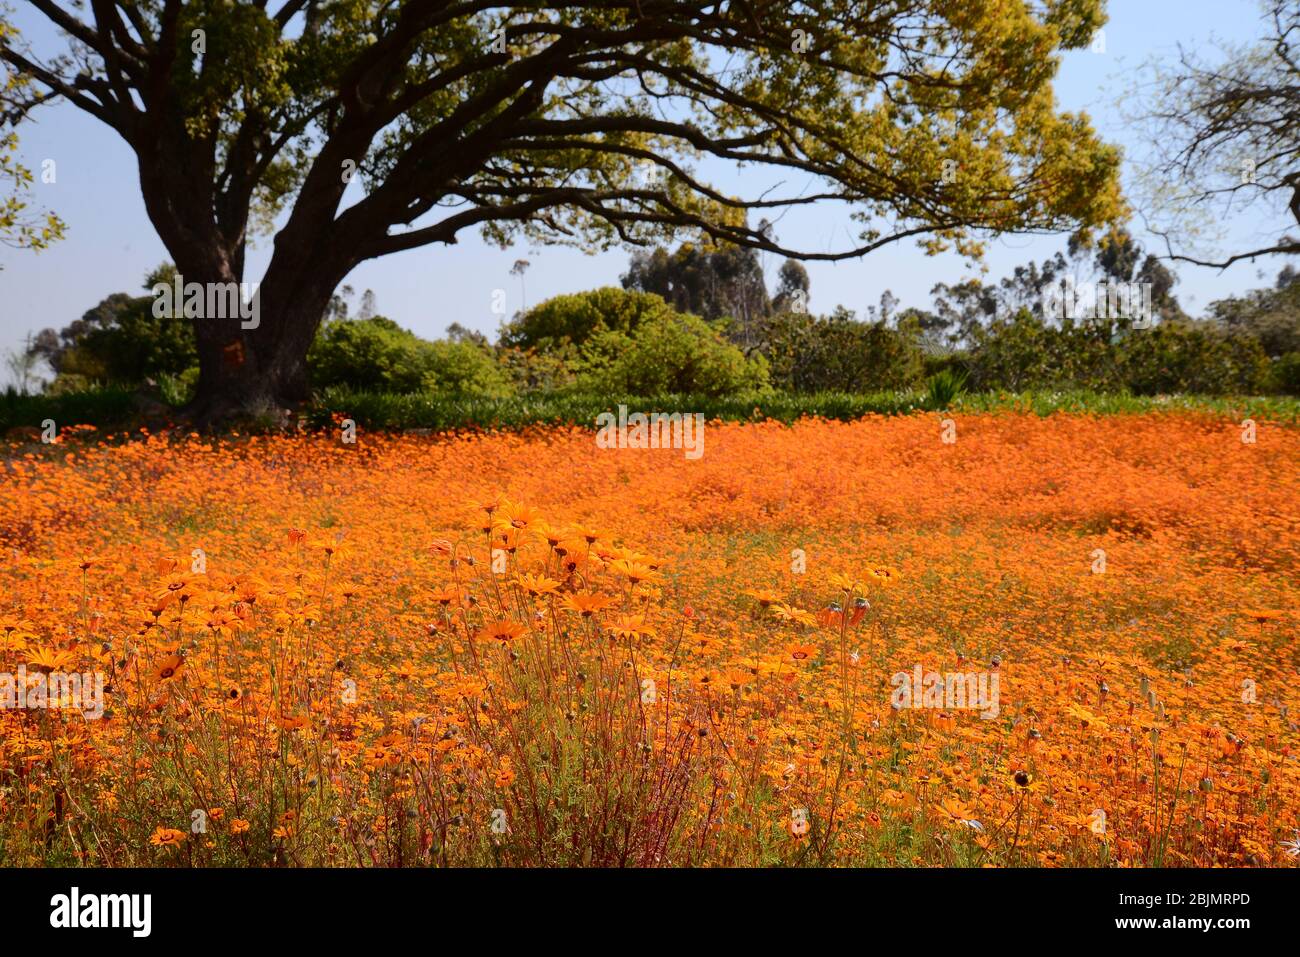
[{"xmin": 2, "ymin": 0, "xmax": 1295, "ymax": 360}]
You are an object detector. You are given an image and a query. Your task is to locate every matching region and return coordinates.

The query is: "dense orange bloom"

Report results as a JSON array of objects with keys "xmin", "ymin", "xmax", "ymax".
[
  {"xmin": 429, "ymin": 586, "xmax": 463, "ymax": 606},
  {"xmin": 1241, "ymin": 609, "xmax": 1287, "ymax": 624},
  {"xmin": 153, "ymin": 573, "xmax": 201, "ymax": 609},
  {"xmin": 742, "ymin": 589, "xmax": 782, "ymax": 607},
  {"xmin": 0, "ymin": 412, "xmax": 1294, "ymax": 868},
  {"xmin": 787, "ymin": 643, "xmax": 817, "ymax": 662},
  {"xmin": 865, "ymin": 566, "xmax": 899, "ymax": 587},
  {"xmin": 567, "ymin": 524, "xmax": 602, "ymax": 545},
  {"xmin": 496, "ymin": 501, "xmax": 542, "ymax": 530},
  {"xmin": 606, "ymin": 559, "xmax": 662, "ymax": 585}
]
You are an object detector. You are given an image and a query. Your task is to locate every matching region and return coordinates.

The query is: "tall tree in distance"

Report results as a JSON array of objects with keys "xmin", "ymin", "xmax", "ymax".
[
  {"xmin": 5, "ymin": 1, "xmax": 1123, "ymax": 424},
  {"xmin": 772, "ymin": 259, "xmax": 811, "ymax": 314},
  {"xmin": 621, "ymin": 242, "xmax": 771, "ymax": 325}
]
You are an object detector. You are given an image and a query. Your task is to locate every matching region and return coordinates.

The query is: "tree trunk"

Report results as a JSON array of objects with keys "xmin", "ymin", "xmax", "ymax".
[{"xmin": 184, "ymin": 273, "xmax": 337, "ymax": 429}]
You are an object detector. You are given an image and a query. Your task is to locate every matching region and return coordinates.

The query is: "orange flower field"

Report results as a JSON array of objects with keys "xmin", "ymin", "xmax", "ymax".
[{"xmin": 1, "ymin": 412, "xmax": 1297, "ymax": 867}]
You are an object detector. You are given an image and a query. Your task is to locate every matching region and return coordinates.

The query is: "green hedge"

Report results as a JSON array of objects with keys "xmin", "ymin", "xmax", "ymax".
[{"xmin": 5, "ymin": 387, "xmax": 1296, "ymax": 436}]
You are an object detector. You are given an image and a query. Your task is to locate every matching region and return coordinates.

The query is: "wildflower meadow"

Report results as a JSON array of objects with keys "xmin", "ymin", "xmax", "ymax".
[
  {"xmin": 1, "ymin": 411, "xmax": 1295, "ymax": 868},
  {"xmin": 3, "ymin": 0, "xmax": 1298, "ymax": 938}
]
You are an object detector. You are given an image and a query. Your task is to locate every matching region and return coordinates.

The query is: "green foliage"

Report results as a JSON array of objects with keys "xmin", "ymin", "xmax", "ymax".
[
  {"xmin": 754, "ymin": 309, "xmax": 926, "ymax": 393},
  {"xmin": 925, "ymin": 368, "xmax": 969, "ymax": 410},
  {"xmin": 308, "ymin": 317, "xmax": 429, "ymax": 393},
  {"xmin": 5, "ymin": 385, "xmax": 1297, "ymax": 436},
  {"xmin": 1268, "ymin": 352, "xmax": 1300, "ymax": 395},
  {"xmin": 964, "ymin": 309, "xmax": 1061, "ymax": 392},
  {"xmin": 30, "ymin": 265, "xmax": 198, "ymax": 388},
  {"xmin": 577, "ymin": 312, "xmax": 770, "ymax": 397},
  {"xmin": 158, "ymin": 369, "xmax": 200, "ymax": 406},
  {"xmin": 1116, "ymin": 323, "xmax": 1270, "ymax": 396},
  {"xmin": 499, "ymin": 287, "xmax": 678, "ymax": 352},
  {"xmin": 964, "ymin": 309, "xmax": 1273, "ymax": 395},
  {"xmin": 0, "ymin": 386, "xmax": 139, "ymax": 433},
  {"xmin": 1, "ymin": 19, "xmax": 65, "ymax": 259},
  {"xmin": 14, "ymin": 0, "xmax": 1130, "ymax": 423},
  {"xmin": 14, "ymin": 0, "xmax": 1127, "ymax": 268},
  {"xmin": 302, "ymin": 388, "xmax": 1299, "ymax": 433},
  {"xmin": 424, "ymin": 339, "xmax": 513, "ymax": 399},
  {"xmin": 1208, "ymin": 277, "xmax": 1300, "ymax": 359},
  {"xmin": 622, "ymin": 243, "xmax": 772, "ymax": 323},
  {"xmin": 308, "ymin": 316, "xmax": 511, "ymax": 398}
]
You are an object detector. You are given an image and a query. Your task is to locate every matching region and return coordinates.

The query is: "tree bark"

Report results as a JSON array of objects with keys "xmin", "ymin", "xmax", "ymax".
[{"xmin": 183, "ymin": 271, "xmax": 339, "ymax": 429}]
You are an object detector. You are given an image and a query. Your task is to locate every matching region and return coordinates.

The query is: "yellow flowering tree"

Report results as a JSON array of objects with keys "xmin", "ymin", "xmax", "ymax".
[{"xmin": 4, "ymin": 1, "xmax": 1123, "ymax": 422}]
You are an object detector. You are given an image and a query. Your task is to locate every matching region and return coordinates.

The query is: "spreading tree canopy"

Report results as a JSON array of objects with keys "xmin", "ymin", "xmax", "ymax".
[{"xmin": 3, "ymin": 0, "xmax": 1123, "ymax": 423}]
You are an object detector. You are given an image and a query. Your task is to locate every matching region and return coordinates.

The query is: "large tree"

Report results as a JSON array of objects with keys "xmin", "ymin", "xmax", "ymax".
[{"xmin": 4, "ymin": 1, "xmax": 1122, "ymax": 423}]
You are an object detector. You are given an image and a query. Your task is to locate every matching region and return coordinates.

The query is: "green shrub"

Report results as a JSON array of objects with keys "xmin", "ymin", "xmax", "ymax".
[
  {"xmin": 754, "ymin": 310, "xmax": 926, "ymax": 393},
  {"xmin": 496, "ymin": 346, "xmax": 579, "ymax": 392},
  {"xmin": 157, "ymin": 368, "xmax": 200, "ymax": 405},
  {"xmin": 36, "ymin": 267, "xmax": 199, "ymax": 390},
  {"xmin": 309, "ymin": 317, "xmax": 429, "ymax": 392},
  {"xmin": 499, "ymin": 287, "xmax": 678, "ymax": 352},
  {"xmin": 965, "ymin": 310, "xmax": 1059, "ymax": 392},
  {"xmin": 424, "ymin": 339, "xmax": 513, "ymax": 399},
  {"xmin": 1268, "ymin": 351, "xmax": 1300, "ymax": 395},
  {"xmin": 577, "ymin": 312, "xmax": 769, "ymax": 397},
  {"xmin": 309, "ymin": 317, "xmax": 511, "ymax": 398},
  {"xmin": 1116, "ymin": 323, "xmax": 1270, "ymax": 395},
  {"xmin": 966, "ymin": 311, "xmax": 1273, "ymax": 395}
]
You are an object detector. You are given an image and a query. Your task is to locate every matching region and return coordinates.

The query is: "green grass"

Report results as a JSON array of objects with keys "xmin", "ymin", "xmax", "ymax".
[
  {"xmin": 3, "ymin": 385, "xmax": 1298, "ymax": 435},
  {"xmin": 302, "ymin": 387, "xmax": 1300, "ymax": 429}
]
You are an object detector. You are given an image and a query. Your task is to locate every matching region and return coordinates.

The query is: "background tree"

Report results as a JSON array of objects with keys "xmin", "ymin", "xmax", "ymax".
[
  {"xmin": 1208, "ymin": 265, "xmax": 1300, "ymax": 358},
  {"xmin": 771, "ymin": 259, "xmax": 811, "ymax": 314},
  {"xmin": 753, "ymin": 305, "xmax": 924, "ymax": 393},
  {"xmin": 4, "ymin": 0, "xmax": 1122, "ymax": 424},
  {"xmin": 1129, "ymin": 0, "xmax": 1300, "ymax": 266},
  {"xmin": 3, "ymin": 333, "xmax": 44, "ymax": 393},
  {"xmin": 29, "ymin": 264, "xmax": 200, "ymax": 389},
  {"xmin": 1076, "ymin": 227, "xmax": 1185, "ymax": 321},
  {"xmin": 622, "ymin": 242, "xmax": 771, "ymax": 334},
  {"xmin": 510, "ymin": 258, "xmax": 531, "ymax": 314},
  {"xmin": 578, "ymin": 310, "xmax": 769, "ymax": 397}
]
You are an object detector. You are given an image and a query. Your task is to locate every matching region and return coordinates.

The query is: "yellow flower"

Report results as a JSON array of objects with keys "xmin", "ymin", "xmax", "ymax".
[{"xmin": 149, "ymin": 827, "xmax": 186, "ymax": 848}]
